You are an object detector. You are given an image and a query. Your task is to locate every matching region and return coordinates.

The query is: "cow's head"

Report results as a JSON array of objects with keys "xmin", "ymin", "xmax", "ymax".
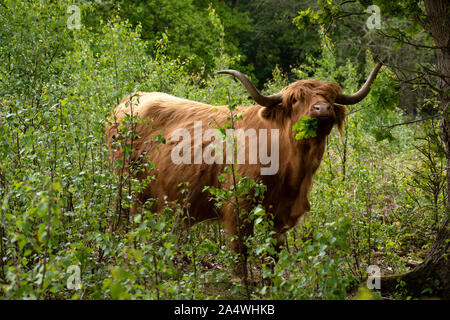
[{"xmin": 218, "ymin": 63, "xmax": 382, "ymax": 137}]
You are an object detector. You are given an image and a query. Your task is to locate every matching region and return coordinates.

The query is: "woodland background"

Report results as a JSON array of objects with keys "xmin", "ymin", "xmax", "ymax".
[{"xmin": 0, "ymin": 0, "xmax": 448, "ymax": 299}]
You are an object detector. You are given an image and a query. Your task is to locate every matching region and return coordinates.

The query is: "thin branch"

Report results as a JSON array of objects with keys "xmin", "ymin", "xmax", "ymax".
[
  {"xmin": 383, "ymin": 114, "xmax": 440, "ymax": 130},
  {"xmin": 413, "ymin": 14, "xmax": 431, "ymax": 34},
  {"xmin": 377, "ymin": 30, "xmax": 447, "ymax": 50},
  {"xmin": 381, "ymin": 61, "xmax": 442, "ymax": 93},
  {"xmin": 339, "ymin": 0, "xmax": 357, "ymax": 6},
  {"xmin": 419, "ymin": 63, "xmax": 450, "ymax": 83}
]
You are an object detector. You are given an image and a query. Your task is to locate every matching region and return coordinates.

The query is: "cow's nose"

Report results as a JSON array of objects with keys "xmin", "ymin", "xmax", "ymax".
[{"xmin": 313, "ymin": 103, "xmax": 331, "ymax": 116}]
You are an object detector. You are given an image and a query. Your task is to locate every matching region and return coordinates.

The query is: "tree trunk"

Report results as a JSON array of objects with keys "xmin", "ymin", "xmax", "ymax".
[
  {"xmin": 381, "ymin": 0, "xmax": 450, "ymax": 298},
  {"xmin": 381, "ymin": 216, "xmax": 449, "ymax": 297}
]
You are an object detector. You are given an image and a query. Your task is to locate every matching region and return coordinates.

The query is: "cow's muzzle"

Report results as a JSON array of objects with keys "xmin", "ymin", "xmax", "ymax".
[{"xmin": 312, "ymin": 103, "xmax": 332, "ymax": 118}]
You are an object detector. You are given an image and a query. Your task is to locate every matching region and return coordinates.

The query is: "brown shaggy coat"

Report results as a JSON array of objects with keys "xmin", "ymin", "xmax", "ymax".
[{"xmin": 106, "ymin": 80, "xmax": 347, "ymax": 252}]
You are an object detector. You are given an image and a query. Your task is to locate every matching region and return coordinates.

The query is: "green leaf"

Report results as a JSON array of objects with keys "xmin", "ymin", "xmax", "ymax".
[{"xmin": 292, "ymin": 116, "xmax": 318, "ymax": 139}]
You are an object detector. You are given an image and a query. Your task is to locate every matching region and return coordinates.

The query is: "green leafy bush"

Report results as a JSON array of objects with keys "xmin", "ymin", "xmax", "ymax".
[{"xmin": 0, "ymin": 0, "xmax": 442, "ymax": 300}]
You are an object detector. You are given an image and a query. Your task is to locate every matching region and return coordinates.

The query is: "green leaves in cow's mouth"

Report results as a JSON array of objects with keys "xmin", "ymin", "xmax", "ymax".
[{"xmin": 292, "ymin": 116, "xmax": 318, "ymax": 140}]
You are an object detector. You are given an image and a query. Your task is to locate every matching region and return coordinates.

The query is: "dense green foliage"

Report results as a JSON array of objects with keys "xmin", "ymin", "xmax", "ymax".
[
  {"xmin": 84, "ymin": 0, "xmax": 251, "ymax": 76},
  {"xmin": 0, "ymin": 0, "xmax": 446, "ymax": 299},
  {"xmin": 85, "ymin": 0, "xmax": 323, "ymax": 85}
]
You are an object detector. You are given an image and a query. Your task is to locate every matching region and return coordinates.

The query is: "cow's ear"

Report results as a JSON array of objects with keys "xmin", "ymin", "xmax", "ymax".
[
  {"xmin": 259, "ymin": 106, "xmax": 281, "ymax": 120},
  {"xmin": 258, "ymin": 103, "xmax": 291, "ymax": 122},
  {"xmin": 333, "ymin": 103, "xmax": 347, "ymax": 133},
  {"xmin": 259, "ymin": 90, "xmax": 297, "ymax": 121}
]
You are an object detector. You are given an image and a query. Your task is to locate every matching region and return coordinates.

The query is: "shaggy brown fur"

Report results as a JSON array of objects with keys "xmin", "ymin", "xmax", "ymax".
[{"xmin": 106, "ymin": 80, "xmax": 347, "ymax": 254}]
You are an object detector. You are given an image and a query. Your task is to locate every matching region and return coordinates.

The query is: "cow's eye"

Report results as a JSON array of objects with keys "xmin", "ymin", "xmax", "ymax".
[{"xmin": 292, "ymin": 97, "xmax": 297, "ymax": 103}]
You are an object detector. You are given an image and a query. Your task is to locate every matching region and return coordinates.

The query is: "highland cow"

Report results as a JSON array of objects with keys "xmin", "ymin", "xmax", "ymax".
[{"xmin": 106, "ymin": 63, "xmax": 382, "ymax": 257}]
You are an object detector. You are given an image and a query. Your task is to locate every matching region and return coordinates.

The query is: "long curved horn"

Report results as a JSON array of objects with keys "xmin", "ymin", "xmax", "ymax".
[
  {"xmin": 335, "ymin": 62, "xmax": 383, "ymax": 105},
  {"xmin": 217, "ymin": 69, "xmax": 282, "ymax": 107}
]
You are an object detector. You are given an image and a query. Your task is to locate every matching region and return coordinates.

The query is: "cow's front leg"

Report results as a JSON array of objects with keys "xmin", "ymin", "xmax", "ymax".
[{"xmin": 222, "ymin": 205, "xmax": 254, "ymax": 277}]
